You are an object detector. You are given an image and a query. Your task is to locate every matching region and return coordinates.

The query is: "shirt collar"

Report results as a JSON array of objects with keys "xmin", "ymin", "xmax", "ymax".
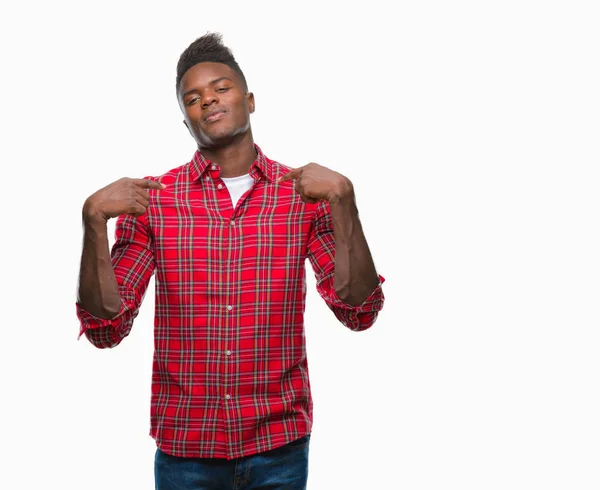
[{"xmin": 189, "ymin": 144, "xmax": 275, "ymax": 183}]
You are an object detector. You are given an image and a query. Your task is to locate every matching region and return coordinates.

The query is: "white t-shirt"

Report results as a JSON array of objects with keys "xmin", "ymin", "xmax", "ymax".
[{"xmin": 221, "ymin": 174, "xmax": 254, "ymax": 208}]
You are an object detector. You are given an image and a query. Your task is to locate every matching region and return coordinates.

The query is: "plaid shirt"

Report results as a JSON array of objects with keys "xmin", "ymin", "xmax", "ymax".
[{"xmin": 76, "ymin": 145, "xmax": 385, "ymax": 459}]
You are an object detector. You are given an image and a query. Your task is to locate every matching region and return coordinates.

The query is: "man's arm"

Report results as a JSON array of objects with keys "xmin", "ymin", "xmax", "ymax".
[
  {"xmin": 78, "ymin": 215, "xmax": 122, "ymax": 319},
  {"xmin": 328, "ymin": 189, "xmax": 379, "ymax": 306},
  {"xmin": 76, "ymin": 177, "xmax": 164, "ymax": 347},
  {"xmin": 279, "ymin": 163, "xmax": 384, "ymax": 330}
]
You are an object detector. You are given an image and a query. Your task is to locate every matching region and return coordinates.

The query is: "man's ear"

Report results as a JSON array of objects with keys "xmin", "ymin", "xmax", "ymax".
[{"xmin": 247, "ymin": 92, "xmax": 255, "ymax": 114}]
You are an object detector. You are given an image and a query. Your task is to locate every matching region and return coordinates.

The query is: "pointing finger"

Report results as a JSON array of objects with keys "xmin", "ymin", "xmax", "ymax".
[
  {"xmin": 278, "ymin": 168, "xmax": 301, "ymax": 183},
  {"xmin": 132, "ymin": 178, "xmax": 166, "ymax": 190}
]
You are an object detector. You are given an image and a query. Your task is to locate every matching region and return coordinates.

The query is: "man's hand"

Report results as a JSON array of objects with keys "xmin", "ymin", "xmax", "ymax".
[
  {"xmin": 278, "ymin": 163, "xmax": 353, "ymax": 204},
  {"xmin": 82, "ymin": 178, "xmax": 166, "ymax": 223}
]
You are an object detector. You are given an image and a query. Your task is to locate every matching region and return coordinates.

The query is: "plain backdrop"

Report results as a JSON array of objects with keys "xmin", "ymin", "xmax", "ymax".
[{"xmin": 1, "ymin": 1, "xmax": 600, "ymax": 489}]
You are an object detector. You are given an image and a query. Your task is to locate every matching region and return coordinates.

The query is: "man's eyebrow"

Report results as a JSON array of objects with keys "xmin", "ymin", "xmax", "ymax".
[{"xmin": 182, "ymin": 77, "xmax": 233, "ymax": 98}]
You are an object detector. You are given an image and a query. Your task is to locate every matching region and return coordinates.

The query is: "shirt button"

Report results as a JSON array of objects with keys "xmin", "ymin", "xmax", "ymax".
[
  {"xmin": 217, "ymin": 183, "xmax": 223, "ymax": 190},
  {"xmin": 230, "ymin": 219, "xmax": 235, "ymax": 225},
  {"xmin": 211, "ymin": 165, "xmax": 217, "ymax": 170},
  {"xmin": 225, "ymin": 394, "xmax": 231, "ymax": 400},
  {"xmin": 226, "ymin": 350, "xmax": 232, "ymax": 356},
  {"xmin": 226, "ymin": 305, "xmax": 233, "ymax": 311},
  {"xmin": 205, "ymin": 176, "xmax": 210, "ymax": 181}
]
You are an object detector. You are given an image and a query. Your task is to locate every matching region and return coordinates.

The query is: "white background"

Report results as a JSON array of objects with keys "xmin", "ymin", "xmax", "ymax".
[{"xmin": 1, "ymin": 1, "xmax": 600, "ymax": 489}]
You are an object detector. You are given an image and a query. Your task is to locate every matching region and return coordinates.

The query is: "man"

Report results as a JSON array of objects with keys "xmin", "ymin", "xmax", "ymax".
[{"xmin": 77, "ymin": 32, "xmax": 385, "ymax": 489}]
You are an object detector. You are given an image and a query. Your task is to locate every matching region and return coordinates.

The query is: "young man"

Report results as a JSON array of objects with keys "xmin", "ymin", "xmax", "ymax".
[{"xmin": 77, "ymin": 32, "xmax": 385, "ymax": 489}]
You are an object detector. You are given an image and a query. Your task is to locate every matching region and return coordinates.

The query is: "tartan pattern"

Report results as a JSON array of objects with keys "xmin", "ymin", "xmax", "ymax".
[{"xmin": 76, "ymin": 145, "xmax": 385, "ymax": 459}]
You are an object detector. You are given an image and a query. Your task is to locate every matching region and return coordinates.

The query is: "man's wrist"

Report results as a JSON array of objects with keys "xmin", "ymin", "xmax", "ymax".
[
  {"xmin": 328, "ymin": 178, "xmax": 354, "ymax": 205},
  {"xmin": 82, "ymin": 201, "xmax": 108, "ymax": 228}
]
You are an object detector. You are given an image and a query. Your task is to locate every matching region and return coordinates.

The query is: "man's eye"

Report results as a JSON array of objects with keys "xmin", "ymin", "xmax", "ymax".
[
  {"xmin": 216, "ymin": 87, "xmax": 230, "ymax": 93},
  {"xmin": 187, "ymin": 98, "xmax": 199, "ymax": 106}
]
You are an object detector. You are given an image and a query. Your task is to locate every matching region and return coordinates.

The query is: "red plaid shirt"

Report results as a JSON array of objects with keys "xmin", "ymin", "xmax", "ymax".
[{"xmin": 76, "ymin": 145, "xmax": 385, "ymax": 459}]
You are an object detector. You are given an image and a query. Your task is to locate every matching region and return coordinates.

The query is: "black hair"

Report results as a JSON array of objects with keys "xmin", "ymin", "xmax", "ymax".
[{"xmin": 176, "ymin": 32, "xmax": 247, "ymax": 92}]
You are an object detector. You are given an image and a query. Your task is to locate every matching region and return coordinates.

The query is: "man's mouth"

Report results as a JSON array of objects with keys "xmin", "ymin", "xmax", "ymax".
[{"xmin": 204, "ymin": 110, "xmax": 227, "ymax": 122}]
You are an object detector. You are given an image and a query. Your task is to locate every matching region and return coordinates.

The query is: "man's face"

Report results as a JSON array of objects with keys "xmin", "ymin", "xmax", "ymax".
[{"xmin": 178, "ymin": 62, "xmax": 255, "ymax": 148}]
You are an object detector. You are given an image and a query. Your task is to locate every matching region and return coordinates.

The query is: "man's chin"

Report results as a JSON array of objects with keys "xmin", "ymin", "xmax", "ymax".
[
  {"xmin": 197, "ymin": 127, "xmax": 247, "ymax": 148},
  {"xmin": 197, "ymin": 132, "xmax": 234, "ymax": 149}
]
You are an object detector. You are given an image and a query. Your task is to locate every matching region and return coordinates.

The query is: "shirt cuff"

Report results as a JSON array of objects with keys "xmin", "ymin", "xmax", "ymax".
[
  {"xmin": 76, "ymin": 301, "xmax": 126, "ymax": 339},
  {"xmin": 320, "ymin": 274, "xmax": 386, "ymax": 311}
]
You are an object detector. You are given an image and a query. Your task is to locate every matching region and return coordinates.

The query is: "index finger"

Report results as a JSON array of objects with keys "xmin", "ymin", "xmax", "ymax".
[
  {"xmin": 131, "ymin": 178, "xmax": 166, "ymax": 190},
  {"xmin": 278, "ymin": 167, "xmax": 301, "ymax": 183}
]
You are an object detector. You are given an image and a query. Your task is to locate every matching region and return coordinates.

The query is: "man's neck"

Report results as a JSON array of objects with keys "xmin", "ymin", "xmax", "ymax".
[{"xmin": 200, "ymin": 132, "xmax": 257, "ymax": 178}]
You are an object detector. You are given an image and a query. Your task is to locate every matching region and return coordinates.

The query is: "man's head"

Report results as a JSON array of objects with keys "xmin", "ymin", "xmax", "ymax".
[{"xmin": 176, "ymin": 33, "xmax": 255, "ymax": 149}]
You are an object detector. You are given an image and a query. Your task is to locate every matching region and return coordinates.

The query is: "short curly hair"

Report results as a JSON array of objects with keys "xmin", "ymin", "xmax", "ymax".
[{"xmin": 176, "ymin": 32, "xmax": 247, "ymax": 92}]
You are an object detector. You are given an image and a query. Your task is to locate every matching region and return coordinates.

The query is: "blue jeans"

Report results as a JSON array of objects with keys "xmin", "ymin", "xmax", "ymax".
[{"xmin": 155, "ymin": 434, "xmax": 310, "ymax": 490}]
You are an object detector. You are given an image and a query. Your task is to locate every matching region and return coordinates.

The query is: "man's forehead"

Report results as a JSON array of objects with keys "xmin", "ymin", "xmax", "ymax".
[{"xmin": 180, "ymin": 62, "xmax": 236, "ymax": 91}]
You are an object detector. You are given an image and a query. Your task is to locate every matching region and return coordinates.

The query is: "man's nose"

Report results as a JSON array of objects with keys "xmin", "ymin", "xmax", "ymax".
[{"xmin": 201, "ymin": 91, "xmax": 218, "ymax": 108}]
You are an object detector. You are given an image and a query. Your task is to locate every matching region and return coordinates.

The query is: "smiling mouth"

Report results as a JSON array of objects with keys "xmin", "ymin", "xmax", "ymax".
[{"xmin": 205, "ymin": 111, "xmax": 227, "ymax": 123}]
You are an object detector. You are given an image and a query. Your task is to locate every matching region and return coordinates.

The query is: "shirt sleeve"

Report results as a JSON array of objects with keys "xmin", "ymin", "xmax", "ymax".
[
  {"xmin": 76, "ymin": 211, "xmax": 155, "ymax": 348},
  {"xmin": 306, "ymin": 201, "xmax": 385, "ymax": 332}
]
